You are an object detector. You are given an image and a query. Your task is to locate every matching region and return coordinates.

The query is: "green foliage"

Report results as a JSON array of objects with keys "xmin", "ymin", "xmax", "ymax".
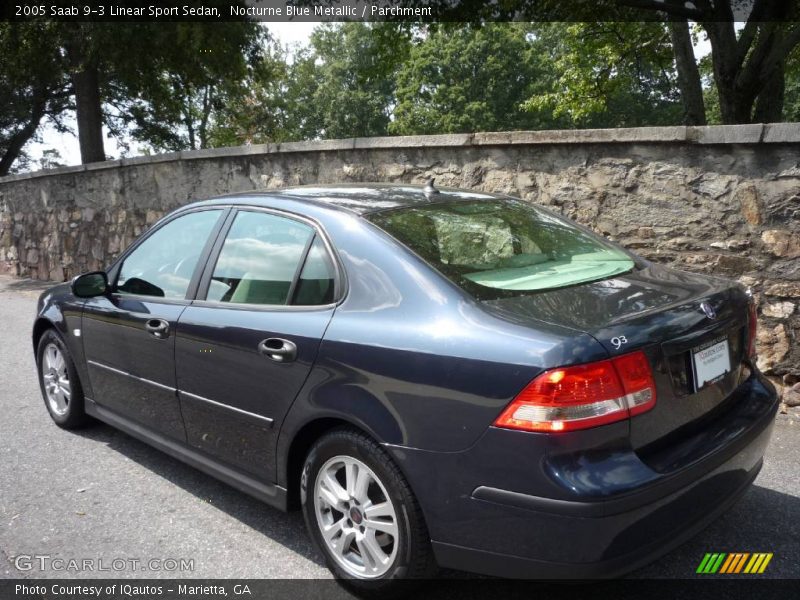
[
  {"xmin": 524, "ymin": 23, "xmax": 682, "ymax": 128},
  {"xmin": 390, "ymin": 24, "xmax": 560, "ymax": 135},
  {"xmin": 108, "ymin": 21, "xmax": 268, "ymax": 152},
  {"xmin": 0, "ymin": 23, "xmax": 71, "ymax": 174},
  {"xmin": 782, "ymin": 49, "xmax": 800, "ymax": 123},
  {"xmin": 301, "ymin": 22, "xmax": 412, "ymax": 139}
]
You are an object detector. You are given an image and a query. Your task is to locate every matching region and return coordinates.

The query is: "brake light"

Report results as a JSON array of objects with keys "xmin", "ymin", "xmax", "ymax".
[
  {"xmin": 747, "ymin": 300, "xmax": 758, "ymax": 359},
  {"xmin": 494, "ymin": 351, "xmax": 656, "ymax": 432}
]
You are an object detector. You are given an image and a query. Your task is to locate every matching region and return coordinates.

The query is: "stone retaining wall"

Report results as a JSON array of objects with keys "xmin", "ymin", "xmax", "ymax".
[{"xmin": 1, "ymin": 124, "xmax": 798, "ymax": 404}]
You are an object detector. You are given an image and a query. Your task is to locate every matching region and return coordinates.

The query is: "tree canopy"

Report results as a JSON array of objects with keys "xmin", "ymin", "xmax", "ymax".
[{"xmin": 3, "ymin": 9, "xmax": 800, "ymax": 175}]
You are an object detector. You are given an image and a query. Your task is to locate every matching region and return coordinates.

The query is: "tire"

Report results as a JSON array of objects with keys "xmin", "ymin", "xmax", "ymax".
[
  {"xmin": 301, "ymin": 428, "xmax": 437, "ymax": 594},
  {"xmin": 36, "ymin": 328, "xmax": 91, "ymax": 429}
]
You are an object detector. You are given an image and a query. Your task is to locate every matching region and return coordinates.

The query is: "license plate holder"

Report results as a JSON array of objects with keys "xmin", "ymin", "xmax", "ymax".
[{"xmin": 692, "ymin": 337, "xmax": 731, "ymax": 392}]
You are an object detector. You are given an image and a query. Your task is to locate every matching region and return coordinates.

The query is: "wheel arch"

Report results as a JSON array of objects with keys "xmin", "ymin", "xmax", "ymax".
[
  {"xmin": 32, "ymin": 317, "xmax": 56, "ymax": 353},
  {"xmin": 282, "ymin": 416, "xmax": 373, "ymax": 511}
]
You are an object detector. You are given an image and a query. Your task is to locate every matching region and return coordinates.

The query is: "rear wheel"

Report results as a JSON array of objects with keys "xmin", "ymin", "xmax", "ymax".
[
  {"xmin": 36, "ymin": 329, "xmax": 90, "ymax": 429},
  {"xmin": 301, "ymin": 428, "xmax": 436, "ymax": 593}
]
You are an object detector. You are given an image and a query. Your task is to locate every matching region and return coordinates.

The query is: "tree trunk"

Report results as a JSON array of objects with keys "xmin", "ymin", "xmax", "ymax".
[
  {"xmin": 66, "ymin": 27, "xmax": 105, "ymax": 164},
  {"xmin": 753, "ymin": 62, "xmax": 785, "ymax": 122},
  {"xmin": 0, "ymin": 97, "xmax": 47, "ymax": 176},
  {"xmin": 667, "ymin": 19, "xmax": 706, "ymax": 125},
  {"xmin": 705, "ymin": 21, "xmax": 743, "ymax": 123},
  {"xmin": 72, "ymin": 64, "xmax": 105, "ymax": 163}
]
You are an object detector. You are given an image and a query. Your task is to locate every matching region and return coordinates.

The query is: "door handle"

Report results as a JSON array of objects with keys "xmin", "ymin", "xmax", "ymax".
[
  {"xmin": 258, "ymin": 338, "xmax": 297, "ymax": 363},
  {"xmin": 145, "ymin": 318, "xmax": 170, "ymax": 339}
]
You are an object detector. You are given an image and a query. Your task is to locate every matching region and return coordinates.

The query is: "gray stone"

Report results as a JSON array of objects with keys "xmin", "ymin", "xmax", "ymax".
[
  {"xmin": 757, "ymin": 324, "xmax": 790, "ymax": 374},
  {"xmin": 762, "ymin": 301, "xmax": 796, "ymax": 318},
  {"xmin": 784, "ymin": 383, "xmax": 800, "ymax": 407},
  {"xmin": 762, "ymin": 230, "xmax": 800, "ymax": 258}
]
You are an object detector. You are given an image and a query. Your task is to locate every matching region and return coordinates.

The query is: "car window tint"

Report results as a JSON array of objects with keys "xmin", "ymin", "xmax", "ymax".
[
  {"xmin": 207, "ymin": 211, "xmax": 313, "ymax": 305},
  {"xmin": 117, "ymin": 210, "xmax": 222, "ymax": 299},
  {"xmin": 292, "ymin": 236, "xmax": 336, "ymax": 306},
  {"xmin": 368, "ymin": 200, "xmax": 634, "ymax": 300}
]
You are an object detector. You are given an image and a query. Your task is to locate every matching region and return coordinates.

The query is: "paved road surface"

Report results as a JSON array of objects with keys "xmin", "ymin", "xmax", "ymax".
[{"xmin": 0, "ymin": 276, "xmax": 798, "ymax": 585}]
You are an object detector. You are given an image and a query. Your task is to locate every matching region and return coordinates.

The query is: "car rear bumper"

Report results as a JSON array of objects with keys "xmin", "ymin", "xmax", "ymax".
[{"xmin": 387, "ymin": 371, "xmax": 778, "ymax": 578}]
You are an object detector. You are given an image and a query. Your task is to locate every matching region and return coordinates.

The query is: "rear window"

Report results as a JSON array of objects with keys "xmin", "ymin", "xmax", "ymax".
[{"xmin": 367, "ymin": 199, "xmax": 634, "ymax": 300}]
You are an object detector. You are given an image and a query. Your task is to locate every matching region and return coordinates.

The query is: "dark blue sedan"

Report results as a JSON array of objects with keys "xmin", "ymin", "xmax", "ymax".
[{"xmin": 33, "ymin": 183, "xmax": 778, "ymax": 591}]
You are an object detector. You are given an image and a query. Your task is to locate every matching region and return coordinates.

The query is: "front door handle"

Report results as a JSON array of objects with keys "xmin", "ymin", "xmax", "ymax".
[
  {"xmin": 258, "ymin": 338, "xmax": 297, "ymax": 363},
  {"xmin": 145, "ymin": 318, "xmax": 170, "ymax": 339}
]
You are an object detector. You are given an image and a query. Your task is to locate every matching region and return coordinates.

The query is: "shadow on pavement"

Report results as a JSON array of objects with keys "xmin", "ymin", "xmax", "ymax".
[{"xmin": 72, "ymin": 421, "xmax": 326, "ymax": 570}]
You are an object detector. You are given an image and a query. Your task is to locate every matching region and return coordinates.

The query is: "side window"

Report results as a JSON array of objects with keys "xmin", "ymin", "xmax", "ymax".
[
  {"xmin": 292, "ymin": 237, "xmax": 336, "ymax": 305},
  {"xmin": 206, "ymin": 211, "xmax": 313, "ymax": 305},
  {"xmin": 117, "ymin": 210, "xmax": 222, "ymax": 299}
]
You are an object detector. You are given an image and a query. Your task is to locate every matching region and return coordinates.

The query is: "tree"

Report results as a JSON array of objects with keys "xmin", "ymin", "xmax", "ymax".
[
  {"xmin": 619, "ymin": 0, "xmax": 800, "ymax": 123},
  {"xmin": 284, "ymin": 22, "xmax": 413, "ymax": 140},
  {"xmin": 0, "ymin": 23, "xmax": 71, "ymax": 176},
  {"xmin": 407, "ymin": 0, "xmax": 800, "ymax": 124},
  {"xmin": 391, "ymin": 24, "xmax": 561, "ymax": 135},
  {"xmin": 524, "ymin": 23, "xmax": 683, "ymax": 127},
  {"xmin": 1, "ymin": 9, "xmax": 266, "ymax": 173},
  {"xmin": 110, "ymin": 22, "xmax": 267, "ymax": 152}
]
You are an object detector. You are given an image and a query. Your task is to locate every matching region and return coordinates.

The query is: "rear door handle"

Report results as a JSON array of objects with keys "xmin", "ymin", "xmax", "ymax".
[
  {"xmin": 258, "ymin": 338, "xmax": 297, "ymax": 363},
  {"xmin": 145, "ymin": 318, "xmax": 170, "ymax": 339}
]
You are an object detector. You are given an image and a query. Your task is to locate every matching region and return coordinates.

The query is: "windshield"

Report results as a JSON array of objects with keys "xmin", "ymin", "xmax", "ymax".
[{"xmin": 367, "ymin": 199, "xmax": 635, "ymax": 300}]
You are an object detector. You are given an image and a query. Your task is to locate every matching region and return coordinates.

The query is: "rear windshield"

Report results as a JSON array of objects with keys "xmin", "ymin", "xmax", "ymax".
[{"xmin": 367, "ymin": 199, "xmax": 635, "ymax": 300}]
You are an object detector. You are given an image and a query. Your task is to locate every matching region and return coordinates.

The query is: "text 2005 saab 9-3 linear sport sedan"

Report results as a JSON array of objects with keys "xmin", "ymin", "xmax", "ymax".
[{"xmin": 33, "ymin": 182, "xmax": 777, "ymax": 592}]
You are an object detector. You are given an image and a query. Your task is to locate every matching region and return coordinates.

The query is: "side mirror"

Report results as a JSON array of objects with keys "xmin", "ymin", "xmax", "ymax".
[{"xmin": 71, "ymin": 271, "xmax": 109, "ymax": 298}]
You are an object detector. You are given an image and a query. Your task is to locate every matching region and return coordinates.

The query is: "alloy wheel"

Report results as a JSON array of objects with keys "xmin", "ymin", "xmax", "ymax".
[
  {"xmin": 313, "ymin": 455, "xmax": 399, "ymax": 578},
  {"xmin": 42, "ymin": 343, "xmax": 71, "ymax": 416}
]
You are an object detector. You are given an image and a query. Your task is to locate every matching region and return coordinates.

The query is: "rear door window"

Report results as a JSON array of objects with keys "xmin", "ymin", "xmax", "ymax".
[
  {"xmin": 368, "ymin": 200, "xmax": 634, "ymax": 300},
  {"xmin": 205, "ymin": 210, "xmax": 336, "ymax": 306}
]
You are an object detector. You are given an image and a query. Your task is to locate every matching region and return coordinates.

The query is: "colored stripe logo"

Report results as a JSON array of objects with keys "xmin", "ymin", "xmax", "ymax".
[{"xmin": 696, "ymin": 552, "xmax": 773, "ymax": 574}]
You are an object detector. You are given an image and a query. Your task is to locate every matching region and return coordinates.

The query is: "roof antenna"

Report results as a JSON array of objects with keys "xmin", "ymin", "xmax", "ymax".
[{"xmin": 423, "ymin": 178, "xmax": 440, "ymax": 195}]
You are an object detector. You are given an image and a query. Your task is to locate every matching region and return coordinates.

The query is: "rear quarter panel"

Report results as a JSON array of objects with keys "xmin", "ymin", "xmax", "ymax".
[{"xmin": 276, "ymin": 210, "xmax": 609, "ymax": 480}]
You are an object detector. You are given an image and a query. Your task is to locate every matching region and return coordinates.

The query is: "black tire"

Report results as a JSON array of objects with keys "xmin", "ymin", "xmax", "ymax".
[
  {"xmin": 36, "ymin": 328, "xmax": 91, "ymax": 429},
  {"xmin": 301, "ymin": 428, "xmax": 437, "ymax": 595}
]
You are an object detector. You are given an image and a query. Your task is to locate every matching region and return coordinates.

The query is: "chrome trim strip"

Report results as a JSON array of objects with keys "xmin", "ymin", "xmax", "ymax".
[
  {"xmin": 87, "ymin": 360, "xmax": 176, "ymax": 393},
  {"xmin": 178, "ymin": 389, "xmax": 274, "ymax": 425}
]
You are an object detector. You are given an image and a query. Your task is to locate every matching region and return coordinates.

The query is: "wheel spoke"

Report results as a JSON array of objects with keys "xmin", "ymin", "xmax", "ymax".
[
  {"xmin": 352, "ymin": 466, "xmax": 370, "ymax": 504},
  {"xmin": 364, "ymin": 517, "xmax": 397, "ymax": 538},
  {"xmin": 53, "ymin": 350, "xmax": 64, "ymax": 372},
  {"xmin": 355, "ymin": 537, "xmax": 377, "ymax": 572},
  {"xmin": 318, "ymin": 472, "xmax": 348, "ymax": 511},
  {"xmin": 360, "ymin": 530, "xmax": 388, "ymax": 572},
  {"xmin": 335, "ymin": 529, "xmax": 356, "ymax": 557},
  {"xmin": 321, "ymin": 518, "xmax": 344, "ymax": 544},
  {"xmin": 364, "ymin": 501, "xmax": 393, "ymax": 520}
]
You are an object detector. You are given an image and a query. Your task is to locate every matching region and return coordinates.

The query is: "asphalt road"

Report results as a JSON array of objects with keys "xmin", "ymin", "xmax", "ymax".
[{"xmin": 0, "ymin": 275, "xmax": 798, "ymax": 586}]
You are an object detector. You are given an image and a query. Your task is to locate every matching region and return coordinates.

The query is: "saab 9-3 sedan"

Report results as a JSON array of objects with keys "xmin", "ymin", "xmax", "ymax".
[{"xmin": 33, "ymin": 182, "xmax": 777, "ymax": 591}]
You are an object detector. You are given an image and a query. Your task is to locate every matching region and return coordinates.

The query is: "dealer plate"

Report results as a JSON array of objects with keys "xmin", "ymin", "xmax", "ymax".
[{"xmin": 692, "ymin": 338, "xmax": 731, "ymax": 391}]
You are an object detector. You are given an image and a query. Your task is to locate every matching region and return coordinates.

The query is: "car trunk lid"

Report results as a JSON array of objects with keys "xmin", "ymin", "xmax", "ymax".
[{"xmin": 482, "ymin": 263, "xmax": 752, "ymax": 451}]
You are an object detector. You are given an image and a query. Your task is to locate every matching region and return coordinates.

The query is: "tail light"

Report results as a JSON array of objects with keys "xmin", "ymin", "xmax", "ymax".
[
  {"xmin": 494, "ymin": 350, "xmax": 656, "ymax": 432},
  {"xmin": 747, "ymin": 300, "xmax": 758, "ymax": 360}
]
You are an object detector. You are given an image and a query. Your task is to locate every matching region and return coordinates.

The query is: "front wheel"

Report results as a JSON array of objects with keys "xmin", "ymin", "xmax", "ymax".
[
  {"xmin": 301, "ymin": 428, "xmax": 436, "ymax": 593},
  {"xmin": 36, "ymin": 328, "xmax": 90, "ymax": 429}
]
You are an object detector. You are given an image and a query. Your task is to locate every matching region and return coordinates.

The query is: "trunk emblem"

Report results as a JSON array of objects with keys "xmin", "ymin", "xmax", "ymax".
[{"xmin": 700, "ymin": 301, "xmax": 717, "ymax": 320}]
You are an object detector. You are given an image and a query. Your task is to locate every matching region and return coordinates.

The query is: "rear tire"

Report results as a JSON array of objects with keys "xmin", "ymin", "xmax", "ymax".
[
  {"xmin": 36, "ymin": 328, "xmax": 91, "ymax": 429},
  {"xmin": 301, "ymin": 428, "xmax": 437, "ymax": 594}
]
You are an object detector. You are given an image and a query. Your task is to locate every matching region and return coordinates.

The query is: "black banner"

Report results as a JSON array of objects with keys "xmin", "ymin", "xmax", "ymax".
[
  {"xmin": 2, "ymin": 0, "xmax": 798, "ymax": 23},
  {"xmin": 3, "ymin": 579, "xmax": 800, "ymax": 600}
]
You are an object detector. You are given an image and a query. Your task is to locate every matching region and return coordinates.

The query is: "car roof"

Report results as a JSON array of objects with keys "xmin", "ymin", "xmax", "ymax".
[{"xmin": 202, "ymin": 183, "xmax": 509, "ymax": 216}]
